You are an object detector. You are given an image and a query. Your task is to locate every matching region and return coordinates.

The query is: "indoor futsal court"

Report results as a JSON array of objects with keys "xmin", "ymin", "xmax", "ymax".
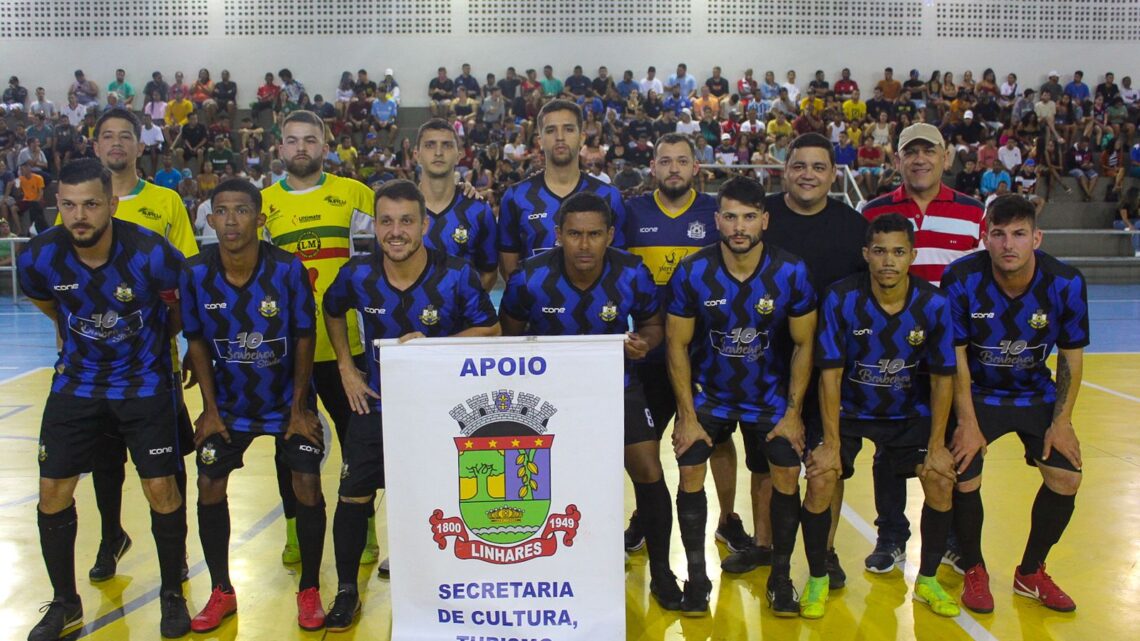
[{"xmin": 0, "ymin": 285, "xmax": 1136, "ymax": 641}]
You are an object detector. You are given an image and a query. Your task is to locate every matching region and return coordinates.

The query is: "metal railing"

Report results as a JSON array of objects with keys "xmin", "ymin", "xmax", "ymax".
[
  {"xmin": 698, "ymin": 163, "xmax": 865, "ymax": 208},
  {"xmin": 0, "ymin": 236, "xmax": 28, "ymax": 304}
]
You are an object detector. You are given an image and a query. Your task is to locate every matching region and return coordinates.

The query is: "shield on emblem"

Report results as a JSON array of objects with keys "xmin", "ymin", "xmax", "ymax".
[{"xmin": 454, "ymin": 427, "xmax": 553, "ymax": 545}]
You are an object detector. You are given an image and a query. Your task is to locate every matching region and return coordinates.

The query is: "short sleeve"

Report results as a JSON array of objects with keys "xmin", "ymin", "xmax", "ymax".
[
  {"xmin": 1056, "ymin": 272, "xmax": 1090, "ymax": 350},
  {"xmin": 496, "ymin": 186, "xmax": 521, "ymax": 253},
  {"xmin": 353, "ymin": 179, "xmax": 376, "ymax": 218},
  {"xmin": 608, "ymin": 188, "xmax": 628, "ymax": 249},
  {"xmin": 927, "ymin": 293, "xmax": 958, "ymax": 374},
  {"xmin": 165, "ymin": 190, "xmax": 200, "ymax": 258},
  {"xmin": 473, "ymin": 202, "xmax": 499, "ymax": 273},
  {"xmin": 789, "ymin": 261, "xmax": 817, "ymax": 317},
  {"xmin": 323, "ymin": 263, "xmax": 354, "ymax": 318},
  {"xmin": 289, "ymin": 258, "xmax": 316, "ymax": 336},
  {"xmin": 458, "ymin": 265, "xmax": 498, "ymax": 327},
  {"xmin": 631, "ymin": 262, "xmax": 660, "ymax": 322},
  {"xmin": 498, "ymin": 268, "xmax": 529, "ymax": 321},
  {"xmin": 17, "ymin": 245, "xmax": 51, "ymax": 301},
  {"xmin": 179, "ymin": 267, "xmax": 202, "ymax": 340},
  {"xmin": 667, "ymin": 261, "xmax": 697, "ymax": 318},
  {"xmin": 814, "ymin": 287, "xmax": 846, "ymax": 369},
  {"xmin": 941, "ymin": 265, "xmax": 971, "ymax": 346},
  {"xmin": 152, "ymin": 239, "xmax": 184, "ymax": 293}
]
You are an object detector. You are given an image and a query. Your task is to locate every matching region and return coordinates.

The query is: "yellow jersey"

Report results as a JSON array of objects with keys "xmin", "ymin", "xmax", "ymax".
[
  {"xmin": 262, "ymin": 173, "xmax": 375, "ymax": 362},
  {"xmin": 57, "ymin": 179, "xmax": 198, "ymax": 258}
]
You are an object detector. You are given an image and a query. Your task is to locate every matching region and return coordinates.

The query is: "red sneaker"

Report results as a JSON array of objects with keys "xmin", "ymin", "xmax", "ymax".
[
  {"xmin": 297, "ymin": 587, "xmax": 326, "ymax": 630},
  {"xmin": 961, "ymin": 564, "xmax": 994, "ymax": 614},
  {"xmin": 190, "ymin": 586, "xmax": 237, "ymax": 633},
  {"xmin": 1013, "ymin": 563, "xmax": 1076, "ymax": 612}
]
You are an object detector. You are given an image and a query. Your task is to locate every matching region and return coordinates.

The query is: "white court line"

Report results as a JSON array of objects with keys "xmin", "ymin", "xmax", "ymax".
[{"xmin": 1081, "ymin": 380, "xmax": 1140, "ymax": 404}]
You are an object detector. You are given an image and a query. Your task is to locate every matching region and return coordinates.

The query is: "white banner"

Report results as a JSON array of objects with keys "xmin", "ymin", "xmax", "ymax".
[{"xmin": 380, "ymin": 335, "xmax": 626, "ymax": 641}]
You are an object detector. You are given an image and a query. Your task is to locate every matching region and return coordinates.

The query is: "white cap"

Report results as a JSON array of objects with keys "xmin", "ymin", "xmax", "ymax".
[
  {"xmin": 720, "ymin": 132, "xmax": 731, "ymax": 140},
  {"xmin": 1048, "ymin": 70, "xmax": 1060, "ymax": 78},
  {"xmin": 384, "ymin": 68, "xmax": 394, "ymax": 76},
  {"xmin": 963, "ymin": 110, "xmax": 975, "ymax": 119},
  {"xmin": 681, "ymin": 107, "xmax": 691, "ymax": 116}
]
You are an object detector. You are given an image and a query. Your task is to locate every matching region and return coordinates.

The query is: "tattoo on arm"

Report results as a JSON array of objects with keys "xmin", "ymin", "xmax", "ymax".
[{"xmin": 1053, "ymin": 352, "xmax": 1070, "ymax": 420}]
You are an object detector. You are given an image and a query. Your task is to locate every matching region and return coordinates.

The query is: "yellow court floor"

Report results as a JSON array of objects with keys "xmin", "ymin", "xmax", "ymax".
[{"xmin": 1, "ymin": 354, "xmax": 1138, "ymax": 641}]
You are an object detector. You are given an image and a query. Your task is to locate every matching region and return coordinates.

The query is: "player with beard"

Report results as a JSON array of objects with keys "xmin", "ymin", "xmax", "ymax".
[
  {"xmin": 497, "ymin": 99, "xmax": 626, "ymax": 280},
  {"xmin": 21, "ymin": 159, "xmax": 190, "ymax": 640},
  {"xmin": 261, "ymin": 110, "xmax": 379, "ymax": 568},
  {"xmin": 322, "ymin": 180, "xmax": 500, "ymax": 630}
]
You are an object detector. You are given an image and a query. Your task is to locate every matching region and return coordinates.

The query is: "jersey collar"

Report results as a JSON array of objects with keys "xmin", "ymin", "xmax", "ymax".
[
  {"xmin": 652, "ymin": 189, "xmax": 697, "ymax": 219},
  {"xmin": 279, "ymin": 172, "xmax": 327, "ymax": 193},
  {"xmin": 891, "ymin": 183, "xmax": 954, "ymax": 204},
  {"xmin": 118, "ymin": 179, "xmax": 146, "ymax": 201}
]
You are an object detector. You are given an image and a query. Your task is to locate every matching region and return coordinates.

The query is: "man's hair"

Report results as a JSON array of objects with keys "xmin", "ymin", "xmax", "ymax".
[
  {"xmin": 59, "ymin": 158, "xmax": 112, "ymax": 195},
  {"xmin": 786, "ymin": 132, "xmax": 835, "ymax": 166},
  {"xmin": 716, "ymin": 175, "xmax": 766, "ymax": 210},
  {"xmin": 416, "ymin": 118, "xmax": 459, "ymax": 147},
  {"xmin": 678, "ymin": 63, "xmax": 687, "ymax": 71},
  {"xmin": 655, "ymin": 132, "xmax": 696, "ymax": 158},
  {"xmin": 94, "ymin": 108, "xmax": 141, "ymax": 139},
  {"xmin": 537, "ymin": 99, "xmax": 583, "ymax": 129},
  {"xmin": 865, "ymin": 212, "xmax": 914, "ymax": 246},
  {"xmin": 375, "ymin": 178, "xmax": 426, "ymax": 219},
  {"xmin": 211, "ymin": 178, "xmax": 262, "ymax": 211},
  {"xmin": 282, "ymin": 109, "xmax": 327, "ymax": 136},
  {"xmin": 986, "ymin": 193, "xmax": 1037, "ymax": 229},
  {"xmin": 648, "ymin": 66, "xmax": 656, "ymax": 73},
  {"xmin": 278, "ymin": 68, "xmax": 292, "ymax": 80},
  {"xmin": 556, "ymin": 191, "xmax": 612, "ymax": 227}
]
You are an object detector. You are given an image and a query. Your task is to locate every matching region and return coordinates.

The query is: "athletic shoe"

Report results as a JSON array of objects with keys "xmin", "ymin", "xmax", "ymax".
[
  {"xmin": 282, "ymin": 517, "xmax": 300, "ymax": 564},
  {"xmin": 864, "ymin": 541, "xmax": 905, "ymax": 573},
  {"xmin": 961, "ymin": 564, "xmax": 994, "ymax": 614},
  {"xmin": 766, "ymin": 574, "xmax": 800, "ymax": 617},
  {"xmin": 721, "ymin": 544, "xmax": 772, "ymax": 574},
  {"xmin": 180, "ymin": 557, "xmax": 189, "ymax": 583},
  {"xmin": 89, "ymin": 531, "xmax": 132, "ymax": 582},
  {"xmin": 648, "ymin": 570, "xmax": 683, "ymax": 611},
  {"xmin": 324, "ymin": 590, "xmax": 361, "ymax": 632},
  {"xmin": 914, "ymin": 575, "xmax": 960, "ymax": 617},
  {"xmin": 296, "ymin": 587, "xmax": 326, "ymax": 630},
  {"xmin": 159, "ymin": 590, "xmax": 191, "ymax": 638},
  {"xmin": 361, "ymin": 515, "xmax": 380, "ymax": 564},
  {"xmin": 941, "ymin": 539, "xmax": 965, "ymax": 575},
  {"xmin": 623, "ymin": 511, "xmax": 645, "ymax": 553},
  {"xmin": 190, "ymin": 586, "xmax": 237, "ymax": 633},
  {"xmin": 714, "ymin": 513, "xmax": 753, "ymax": 553},
  {"xmin": 1013, "ymin": 563, "xmax": 1076, "ymax": 612},
  {"xmin": 377, "ymin": 557, "xmax": 390, "ymax": 578},
  {"xmin": 680, "ymin": 578, "xmax": 711, "ymax": 617},
  {"xmin": 827, "ymin": 548, "xmax": 846, "ymax": 589},
  {"xmin": 28, "ymin": 597, "xmax": 82, "ymax": 641},
  {"xmin": 799, "ymin": 575, "xmax": 829, "ymax": 619}
]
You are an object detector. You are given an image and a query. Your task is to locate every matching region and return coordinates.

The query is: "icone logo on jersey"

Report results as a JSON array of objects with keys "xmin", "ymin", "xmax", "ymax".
[
  {"xmin": 639, "ymin": 227, "xmax": 659, "ymax": 233},
  {"xmin": 704, "ymin": 299, "xmax": 726, "ymax": 307},
  {"xmin": 364, "ymin": 306, "xmax": 387, "ymax": 315},
  {"xmin": 972, "ymin": 312, "xmax": 995, "ymax": 319},
  {"xmin": 527, "ymin": 212, "xmax": 548, "ymax": 220},
  {"xmin": 541, "ymin": 307, "xmax": 565, "ymax": 314},
  {"xmin": 853, "ymin": 328, "xmax": 873, "ymax": 336},
  {"xmin": 53, "ymin": 283, "xmax": 79, "ymax": 291},
  {"xmin": 204, "ymin": 302, "xmax": 228, "ymax": 310}
]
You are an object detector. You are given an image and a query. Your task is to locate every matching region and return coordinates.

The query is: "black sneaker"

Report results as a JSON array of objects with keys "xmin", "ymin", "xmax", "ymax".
[
  {"xmin": 623, "ymin": 511, "xmax": 645, "ymax": 553},
  {"xmin": 324, "ymin": 589, "xmax": 361, "ymax": 632},
  {"xmin": 159, "ymin": 590, "xmax": 190, "ymax": 638},
  {"xmin": 864, "ymin": 541, "xmax": 905, "ymax": 574},
  {"xmin": 680, "ymin": 578, "xmax": 712, "ymax": 617},
  {"xmin": 649, "ymin": 570, "xmax": 683, "ymax": 611},
  {"xmin": 766, "ymin": 574, "xmax": 800, "ymax": 617},
  {"xmin": 88, "ymin": 531, "xmax": 132, "ymax": 582},
  {"xmin": 827, "ymin": 548, "xmax": 847, "ymax": 589},
  {"xmin": 720, "ymin": 544, "xmax": 772, "ymax": 574},
  {"xmin": 714, "ymin": 513, "xmax": 753, "ymax": 553},
  {"xmin": 28, "ymin": 597, "xmax": 82, "ymax": 641},
  {"xmin": 180, "ymin": 556, "xmax": 189, "ymax": 583},
  {"xmin": 377, "ymin": 557, "xmax": 390, "ymax": 578}
]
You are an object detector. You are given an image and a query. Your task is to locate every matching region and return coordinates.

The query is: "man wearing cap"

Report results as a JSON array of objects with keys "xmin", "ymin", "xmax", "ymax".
[
  {"xmin": 1040, "ymin": 72, "xmax": 1064, "ymax": 107},
  {"xmin": 859, "ymin": 122, "xmax": 985, "ymax": 575},
  {"xmin": 676, "ymin": 108, "xmax": 701, "ymax": 138},
  {"xmin": 381, "ymin": 69, "xmax": 400, "ymax": 103},
  {"xmin": 951, "ymin": 111, "xmax": 985, "ymax": 163}
]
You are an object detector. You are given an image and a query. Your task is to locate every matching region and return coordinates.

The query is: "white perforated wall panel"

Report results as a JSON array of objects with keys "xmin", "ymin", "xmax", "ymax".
[
  {"xmin": 708, "ymin": 0, "xmax": 922, "ymax": 37},
  {"xmin": 0, "ymin": 0, "xmax": 208, "ymax": 38},
  {"xmin": 468, "ymin": 1, "xmax": 692, "ymax": 34}
]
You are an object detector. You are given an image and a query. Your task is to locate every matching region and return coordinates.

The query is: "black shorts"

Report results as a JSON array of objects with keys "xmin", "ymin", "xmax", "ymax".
[
  {"xmin": 637, "ymin": 361, "xmax": 675, "ymax": 440},
  {"xmin": 196, "ymin": 430, "xmax": 323, "ymax": 479},
  {"xmin": 90, "ymin": 397, "xmax": 194, "ymax": 472},
  {"xmin": 337, "ymin": 411, "xmax": 385, "ymax": 498},
  {"xmin": 39, "ymin": 391, "xmax": 181, "ymax": 480},
  {"xmin": 624, "ymin": 383, "xmax": 656, "ymax": 446},
  {"xmin": 839, "ymin": 417, "xmax": 930, "ymax": 480},
  {"xmin": 676, "ymin": 413, "xmax": 802, "ymax": 473},
  {"xmin": 955, "ymin": 398, "xmax": 1080, "ymax": 482}
]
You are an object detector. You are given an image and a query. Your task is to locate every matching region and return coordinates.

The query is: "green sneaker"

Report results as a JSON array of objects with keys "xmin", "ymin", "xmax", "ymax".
[
  {"xmin": 281, "ymin": 517, "xmax": 300, "ymax": 564},
  {"xmin": 361, "ymin": 515, "xmax": 380, "ymax": 564},
  {"xmin": 914, "ymin": 575, "xmax": 960, "ymax": 617},
  {"xmin": 799, "ymin": 575, "xmax": 829, "ymax": 619}
]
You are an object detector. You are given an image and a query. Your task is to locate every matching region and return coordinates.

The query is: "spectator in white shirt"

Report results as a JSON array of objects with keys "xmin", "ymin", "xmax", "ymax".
[{"xmin": 639, "ymin": 66, "xmax": 664, "ymax": 98}]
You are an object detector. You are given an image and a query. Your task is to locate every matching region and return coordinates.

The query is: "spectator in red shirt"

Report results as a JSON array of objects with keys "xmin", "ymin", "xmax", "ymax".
[
  {"xmin": 251, "ymin": 72, "xmax": 279, "ymax": 120},
  {"xmin": 834, "ymin": 68, "xmax": 859, "ymax": 101}
]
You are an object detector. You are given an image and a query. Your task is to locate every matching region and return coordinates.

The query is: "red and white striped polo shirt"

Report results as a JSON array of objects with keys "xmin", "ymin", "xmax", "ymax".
[{"xmin": 863, "ymin": 184, "xmax": 985, "ymax": 286}]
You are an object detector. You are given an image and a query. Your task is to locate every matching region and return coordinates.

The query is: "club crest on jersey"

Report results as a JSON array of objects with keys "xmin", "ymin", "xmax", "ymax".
[
  {"xmin": 452, "ymin": 225, "xmax": 469, "ymax": 245},
  {"xmin": 1029, "ymin": 309, "xmax": 1048, "ymax": 329},
  {"xmin": 599, "ymin": 301, "xmax": 619, "ymax": 322},
  {"xmin": 755, "ymin": 295, "xmax": 774, "ymax": 315},
  {"xmin": 296, "ymin": 230, "xmax": 321, "ymax": 258},
  {"xmin": 114, "ymin": 283, "xmax": 134, "ymax": 303},
  {"xmin": 420, "ymin": 305, "xmax": 440, "ymax": 326},
  {"xmin": 259, "ymin": 296, "xmax": 279, "ymax": 318},
  {"xmin": 199, "ymin": 443, "xmax": 217, "ymax": 466},
  {"xmin": 907, "ymin": 326, "xmax": 926, "ymax": 346},
  {"xmin": 687, "ymin": 221, "xmax": 707, "ymax": 240}
]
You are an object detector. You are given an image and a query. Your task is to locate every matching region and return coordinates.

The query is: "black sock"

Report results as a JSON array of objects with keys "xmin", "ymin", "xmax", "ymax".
[
  {"xmin": 953, "ymin": 488, "xmax": 985, "ymax": 570},
  {"xmin": 151, "ymin": 504, "xmax": 188, "ymax": 593},
  {"xmin": 197, "ymin": 500, "xmax": 232, "ymax": 592},
  {"xmin": 39, "ymin": 503, "xmax": 78, "ymax": 600},
  {"xmin": 919, "ymin": 504, "xmax": 953, "ymax": 577},
  {"xmin": 275, "ymin": 444, "xmax": 298, "ymax": 520},
  {"xmin": 634, "ymin": 480, "xmax": 672, "ymax": 573},
  {"xmin": 675, "ymin": 489, "xmax": 707, "ymax": 583},
  {"xmin": 1020, "ymin": 485, "xmax": 1076, "ymax": 575},
  {"xmin": 770, "ymin": 488, "xmax": 801, "ymax": 576},
  {"xmin": 91, "ymin": 465, "xmax": 125, "ymax": 543},
  {"xmin": 296, "ymin": 500, "xmax": 327, "ymax": 591},
  {"xmin": 800, "ymin": 505, "xmax": 830, "ymax": 578},
  {"xmin": 333, "ymin": 501, "xmax": 369, "ymax": 591}
]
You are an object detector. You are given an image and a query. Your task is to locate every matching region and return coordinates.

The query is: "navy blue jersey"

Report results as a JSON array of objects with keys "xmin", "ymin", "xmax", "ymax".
[
  {"xmin": 497, "ymin": 172, "xmax": 627, "ymax": 257},
  {"xmin": 424, "ymin": 192, "xmax": 498, "ymax": 274},
  {"xmin": 180, "ymin": 242, "xmax": 316, "ymax": 433},
  {"xmin": 816, "ymin": 273, "xmax": 957, "ymax": 420},
  {"xmin": 324, "ymin": 249, "xmax": 498, "ymax": 411},
  {"xmin": 499, "ymin": 247, "xmax": 660, "ymax": 387},
  {"xmin": 623, "ymin": 190, "xmax": 718, "ymax": 291},
  {"xmin": 668, "ymin": 244, "xmax": 816, "ymax": 422},
  {"xmin": 18, "ymin": 219, "xmax": 182, "ymax": 399},
  {"xmin": 942, "ymin": 250, "xmax": 1089, "ymax": 407}
]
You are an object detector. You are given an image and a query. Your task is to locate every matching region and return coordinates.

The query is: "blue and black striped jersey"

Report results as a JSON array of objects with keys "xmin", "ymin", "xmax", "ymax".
[
  {"xmin": 180, "ymin": 242, "xmax": 315, "ymax": 433},
  {"xmin": 942, "ymin": 250, "xmax": 1089, "ymax": 407},
  {"xmin": 18, "ymin": 219, "xmax": 182, "ymax": 399},
  {"xmin": 497, "ymin": 172, "xmax": 627, "ymax": 257},
  {"xmin": 324, "ymin": 249, "xmax": 498, "ymax": 411},
  {"xmin": 816, "ymin": 273, "xmax": 956, "ymax": 420},
  {"xmin": 499, "ymin": 247, "xmax": 660, "ymax": 387},
  {"xmin": 668, "ymin": 244, "xmax": 816, "ymax": 422},
  {"xmin": 424, "ymin": 192, "xmax": 498, "ymax": 274}
]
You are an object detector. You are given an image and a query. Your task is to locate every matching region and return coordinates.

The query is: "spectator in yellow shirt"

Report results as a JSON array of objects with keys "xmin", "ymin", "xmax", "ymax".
[
  {"xmin": 166, "ymin": 87, "xmax": 194, "ymax": 126},
  {"xmin": 842, "ymin": 89, "xmax": 867, "ymax": 122}
]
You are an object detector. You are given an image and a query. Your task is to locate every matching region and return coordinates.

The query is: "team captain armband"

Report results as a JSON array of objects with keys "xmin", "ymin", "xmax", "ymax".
[{"xmin": 159, "ymin": 288, "xmax": 180, "ymax": 305}]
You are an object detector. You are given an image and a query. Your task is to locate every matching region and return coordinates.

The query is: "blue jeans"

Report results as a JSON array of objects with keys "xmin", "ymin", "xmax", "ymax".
[{"xmin": 1114, "ymin": 220, "xmax": 1140, "ymax": 253}]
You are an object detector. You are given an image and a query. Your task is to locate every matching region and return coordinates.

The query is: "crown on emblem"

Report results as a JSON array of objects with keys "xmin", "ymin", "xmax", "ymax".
[{"xmin": 450, "ymin": 389, "xmax": 558, "ymax": 436}]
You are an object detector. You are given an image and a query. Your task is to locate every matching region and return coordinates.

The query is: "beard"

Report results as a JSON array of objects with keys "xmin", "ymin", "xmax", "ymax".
[
  {"xmin": 103, "ymin": 157, "xmax": 131, "ymax": 172},
  {"xmin": 67, "ymin": 220, "xmax": 110, "ymax": 249},
  {"xmin": 720, "ymin": 232, "xmax": 762, "ymax": 254},
  {"xmin": 658, "ymin": 178, "xmax": 692, "ymax": 201},
  {"xmin": 286, "ymin": 155, "xmax": 322, "ymax": 179}
]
